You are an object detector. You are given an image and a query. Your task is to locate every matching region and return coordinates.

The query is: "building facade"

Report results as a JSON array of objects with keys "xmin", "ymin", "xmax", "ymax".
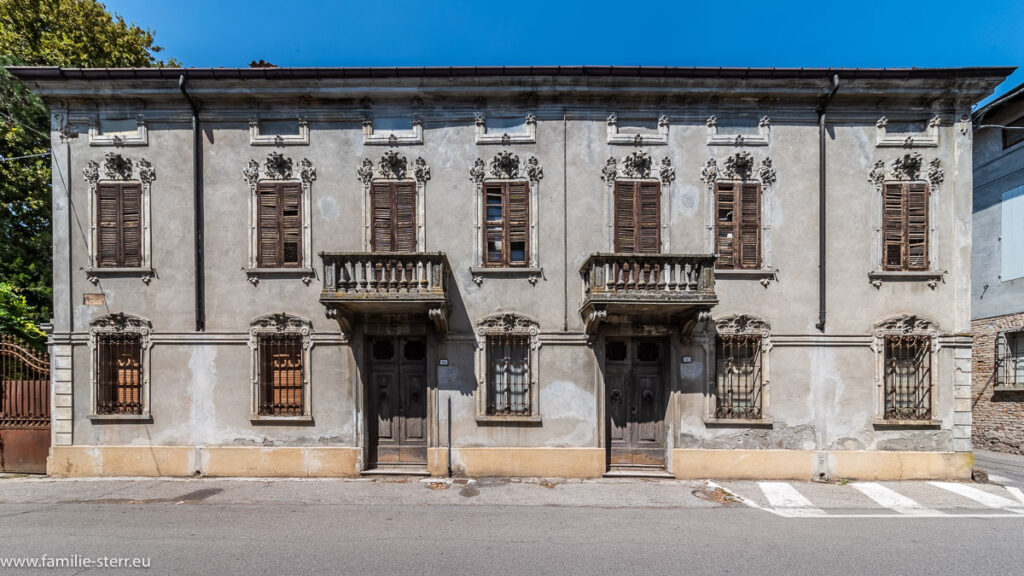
[
  {"xmin": 971, "ymin": 82, "xmax": 1024, "ymax": 455},
  {"xmin": 11, "ymin": 66, "xmax": 1010, "ymax": 479}
]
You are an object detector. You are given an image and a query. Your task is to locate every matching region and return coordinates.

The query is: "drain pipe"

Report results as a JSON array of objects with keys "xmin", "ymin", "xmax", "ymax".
[
  {"xmin": 447, "ymin": 396, "xmax": 453, "ymax": 477},
  {"xmin": 815, "ymin": 74, "xmax": 839, "ymax": 333},
  {"xmin": 179, "ymin": 74, "xmax": 206, "ymax": 332}
]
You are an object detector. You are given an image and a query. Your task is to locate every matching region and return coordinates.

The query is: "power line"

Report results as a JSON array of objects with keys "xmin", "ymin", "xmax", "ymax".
[{"xmin": 0, "ymin": 151, "xmax": 51, "ymax": 162}]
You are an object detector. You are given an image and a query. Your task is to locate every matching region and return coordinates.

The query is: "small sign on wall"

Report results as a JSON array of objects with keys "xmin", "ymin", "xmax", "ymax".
[{"xmin": 83, "ymin": 293, "xmax": 105, "ymax": 306}]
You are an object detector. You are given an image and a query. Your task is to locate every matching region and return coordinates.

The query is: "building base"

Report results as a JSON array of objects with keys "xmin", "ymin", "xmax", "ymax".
[{"xmin": 672, "ymin": 449, "xmax": 973, "ymax": 481}]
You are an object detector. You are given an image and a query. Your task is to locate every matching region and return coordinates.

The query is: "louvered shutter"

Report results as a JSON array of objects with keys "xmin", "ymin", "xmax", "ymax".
[
  {"xmin": 96, "ymin": 184, "xmax": 121, "ymax": 267},
  {"xmin": 738, "ymin": 183, "xmax": 761, "ymax": 269},
  {"xmin": 394, "ymin": 182, "xmax": 417, "ymax": 253},
  {"xmin": 637, "ymin": 182, "xmax": 661, "ymax": 254},
  {"xmin": 371, "ymin": 183, "xmax": 393, "ymax": 252},
  {"xmin": 507, "ymin": 182, "xmax": 529, "ymax": 264},
  {"xmin": 484, "ymin": 184, "xmax": 504, "ymax": 265},
  {"xmin": 715, "ymin": 183, "xmax": 736, "ymax": 268},
  {"xmin": 257, "ymin": 183, "xmax": 281, "ymax": 267},
  {"xmin": 120, "ymin": 184, "xmax": 143, "ymax": 267},
  {"xmin": 906, "ymin": 182, "xmax": 929, "ymax": 270},
  {"xmin": 280, "ymin": 183, "xmax": 302, "ymax": 266},
  {"xmin": 882, "ymin": 183, "xmax": 905, "ymax": 270},
  {"xmin": 614, "ymin": 182, "xmax": 636, "ymax": 253}
]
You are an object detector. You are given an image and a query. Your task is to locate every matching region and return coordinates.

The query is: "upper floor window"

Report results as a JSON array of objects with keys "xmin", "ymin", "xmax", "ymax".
[
  {"xmin": 484, "ymin": 182, "xmax": 529, "ymax": 266},
  {"xmin": 372, "ymin": 181, "xmax": 417, "ymax": 253},
  {"xmin": 96, "ymin": 182, "xmax": 142, "ymax": 268},
  {"xmin": 1003, "ymin": 116, "xmax": 1024, "ymax": 149},
  {"xmin": 613, "ymin": 181, "xmax": 660, "ymax": 253},
  {"xmin": 997, "ymin": 330, "xmax": 1024, "ymax": 388},
  {"xmin": 882, "ymin": 182, "xmax": 929, "ymax": 271},
  {"xmin": 257, "ymin": 182, "xmax": 303, "ymax": 267},
  {"xmin": 715, "ymin": 182, "xmax": 761, "ymax": 269},
  {"xmin": 243, "ymin": 153, "xmax": 315, "ymax": 279}
]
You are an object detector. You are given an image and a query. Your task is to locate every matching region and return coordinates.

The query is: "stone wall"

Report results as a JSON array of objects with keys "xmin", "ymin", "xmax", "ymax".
[{"xmin": 972, "ymin": 311, "xmax": 1024, "ymax": 454}]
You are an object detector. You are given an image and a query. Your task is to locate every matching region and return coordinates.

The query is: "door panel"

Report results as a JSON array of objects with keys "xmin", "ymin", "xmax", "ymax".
[
  {"xmin": 368, "ymin": 336, "xmax": 428, "ymax": 467},
  {"xmin": 606, "ymin": 337, "xmax": 668, "ymax": 470}
]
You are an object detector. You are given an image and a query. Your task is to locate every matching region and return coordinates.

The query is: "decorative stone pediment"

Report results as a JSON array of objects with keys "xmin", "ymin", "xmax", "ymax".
[
  {"xmin": 601, "ymin": 150, "xmax": 675, "ymax": 184},
  {"xmin": 715, "ymin": 314, "xmax": 770, "ymax": 336},
  {"xmin": 244, "ymin": 152, "xmax": 316, "ymax": 186},
  {"xmin": 700, "ymin": 152, "xmax": 775, "ymax": 186},
  {"xmin": 356, "ymin": 150, "xmax": 430, "ymax": 183},
  {"xmin": 868, "ymin": 153, "xmax": 943, "ymax": 188},
  {"xmin": 476, "ymin": 312, "xmax": 540, "ymax": 342},
  {"xmin": 706, "ymin": 115, "xmax": 771, "ymax": 147},
  {"xmin": 247, "ymin": 313, "xmax": 312, "ymax": 350},
  {"xmin": 875, "ymin": 115, "xmax": 940, "ymax": 148},
  {"xmin": 84, "ymin": 153, "xmax": 153, "ymax": 184},
  {"xmin": 470, "ymin": 152, "xmax": 543, "ymax": 183},
  {"xmin": 89, "ymin": 312, "xmax": 151, "ymax": 336},
  {"xmin": 874, "ymin": 314, "xmax": 937, "ymax": 335},
  {"xmin": 606, "ymin": 113, "xmax": 669, "ymax": 145}
]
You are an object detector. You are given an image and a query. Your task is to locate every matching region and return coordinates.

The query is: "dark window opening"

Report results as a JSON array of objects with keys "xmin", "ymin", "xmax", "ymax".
[
  {"xmin": 95, "ymin": 332, "xmax": 143, "ymax": 415},
  {"xmin": 715, "ymin": 334, "xmax": 763, "ymax": 419},
  {"xmin": 483, "ymin": 182, "xmax": 530, "ymax": 267},
  {"xmin": 258, "ymin": 333, "xmax": 304, "ymax": 416},
  {"xmin": 883, "ymin": 335, "xmax": 932, "ymax": 420},
  {"xmin": 715, "ymin": 182, "xmax": 761, "ymax": 270},
  {"xmin": 486, "ymin": 334, "xmax": 531, "ymax": 415}
]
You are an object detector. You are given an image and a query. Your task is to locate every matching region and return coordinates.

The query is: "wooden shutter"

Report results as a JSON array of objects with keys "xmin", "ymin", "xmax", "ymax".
[
  {"xmin": 507, "ymin": 182, "xmax": 529, "ymax": 265},
  {"xmin": 715, "ymin": 183, "xmax": 736, "ymax": 268},
  {"xmin": 371, "ymin": 182, "xmax": 393, "ymax": 252},
  {"xmin": 906, "ymin": 182, "xmax": 928, "ymax": 270},
  {"xmin": 882, "ymin": 183, "xmax": 905, "ymax": 270},
  {"xmin": 614, "ymin": 182, "xmax": 636, "ymax": 253},
  {"xmin": 96, "ymin": 183, "xmax": 121, "ymax": 267},
  {"xmin": 484, "ymin": 184, "xmax": 504, "ymax": 265},
  {"xmin": 371, "ymin": 182, "xmax": 416, "ymax": 253},
  {"xmin": 120, "ymin": 184, "xmax": 142, "ymax": 267},
  {"xmin": 257, "ymin": 183, "xmax": 281, "ymax": 267},
  {"xmin": 738, "ymin": 183, "xmax": 761, "ymax": 269},
  {"xmin": 637, "ymin": 182, "xmax": 661, "ymax": 253},
  {"xmin": 394, "ymin": 182, "xmax": 417, "ymax": 253},
  {"xmin": 280, "ymin": 183, "xmax": 302, "ymax": 266}
]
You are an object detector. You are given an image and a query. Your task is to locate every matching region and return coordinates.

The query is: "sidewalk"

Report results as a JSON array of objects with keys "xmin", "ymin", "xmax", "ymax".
[{"xmin": 974, "ymin": 449, "xmax": 1024, "ymax": 486}]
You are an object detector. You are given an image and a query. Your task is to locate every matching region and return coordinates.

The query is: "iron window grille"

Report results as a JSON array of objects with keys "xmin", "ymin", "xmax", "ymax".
[
  {"xmin": 486, "ymin": 334, "xmax": 531, "ymax": 416},
  {"xmin": 997, "ymin": 330, "xmax": 1024, "ymax": 387},
  {"xmin": 715, "ymin": 334, "xmax": 763, "ymax": 419},
  {"xmin": 95, "ymin": 332, "xmax": 143, "ymax": 415},
  {"xmin": 883, "ymin": 335, "xmax": 932, "ymax": 420},
  {"xmin": 257, "ymin": 333, "xmax": 305, "ymax": 416}
]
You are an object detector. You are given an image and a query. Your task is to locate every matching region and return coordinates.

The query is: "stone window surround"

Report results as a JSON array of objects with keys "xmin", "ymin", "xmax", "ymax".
[
  {"xmin": 703, "ymin": 314, "xmax": 773, "ymax": 426},
  {"xmin": 705, "ymin": 115, "xmax": 771, "ymax": 147},
  {"xmin": 81, "ymin": 152, "xmax": 156, "ymax": 284},
  {"xmin": 606, "ymin": 113, "xmax": 669, "ymax": 145},
  {"xmin": 249, "ymin": 116, "xmax": 310, "ymax": 146},
  {"xmin": 599, "ymin": 148, "xmax": 676, "ymax": 253},
  {"xmin": 474, "ymin": 312, "xmax": 542, "ymax": 423},
  {"xmin": 88, "ymin": 312, "xmax": 153, "ymax": 421},
  {"xmin": 700, "ymin": 151, "xmax": 778, "ymax": 286},
  {"xmin": 73, "ymin": 113, "xmax": 149, "ymax": 147},
  {"xmin": 362, "ymin": 117, "xmax": 423, "ymax": 146},
  {"xmin": 356, "ymin": 150, "xmax": 431, "ymax": 252},
  {"xmin": 995, "ymin": 328, "xmax": 1024, "ymax": 392},
  {"xmin": 475, "ymin": 112, "xmax": 537, "ymax": 144},
  {"xmin": 469, "ymin": 151, "xmax": 543, "ymax": 284},
  {"xmin": 875, "ymin": 115, "xmax": 941, "ymax": 148},
  {"xmin": 871, "ymin": 314, "xmax": 942, "ymax": 427},
  {"xmin": 248, "ymin": 313, "xmax": 314, "ymax": 423},
  {"xmin": 868, "ymin": 152, "xmax": 945, "ymax": 288},
  {"xmin": 243, "ymin": 152, "xmax": 316, "ymax": 285}
]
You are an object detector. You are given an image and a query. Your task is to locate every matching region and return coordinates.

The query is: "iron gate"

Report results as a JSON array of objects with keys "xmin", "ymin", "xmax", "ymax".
[{"xmin": 0, "ymin": 334, "xmax": 50, "ymax": 473}]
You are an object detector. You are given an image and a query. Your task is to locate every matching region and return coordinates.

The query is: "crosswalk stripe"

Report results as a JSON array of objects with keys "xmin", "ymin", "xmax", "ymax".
[
  {"xmin": 758, "ymin": 482, "xmax": 824, "ymax": 516},
  {"xmin": 1006, "ymin": 486, "xmax": 1024, "ymax": 506},
  {"xmin": 852, "ymin": 482, "xmax": 938, "ymax": 515},
  {"xmin": 929, "ymin": 482, "xmax": 1024, "ymax": 511}
]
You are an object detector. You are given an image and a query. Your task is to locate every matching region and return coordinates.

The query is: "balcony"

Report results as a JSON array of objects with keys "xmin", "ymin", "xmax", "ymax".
[
  {"xmin": 579, "ymin": 253, "xmax": 718, "ymax": 334},
  {"xmin": 319, "ymin": 252, "xmax": 451, "ymax": 335}
]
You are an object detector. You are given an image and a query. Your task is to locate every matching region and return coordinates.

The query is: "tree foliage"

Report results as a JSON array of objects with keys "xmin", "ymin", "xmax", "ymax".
[{"xmin": 0, "ymin": 0, "xmax": 176, "ymax": 335}]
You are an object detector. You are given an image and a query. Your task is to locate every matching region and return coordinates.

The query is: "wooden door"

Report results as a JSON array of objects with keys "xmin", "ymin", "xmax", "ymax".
[
  {"xmin": 367, "ymin": 336, "xmax": 427, "ymax": 467},
  {"xmin": 606, "ymin": 338, "xmax": 667, "ymax": 470}
]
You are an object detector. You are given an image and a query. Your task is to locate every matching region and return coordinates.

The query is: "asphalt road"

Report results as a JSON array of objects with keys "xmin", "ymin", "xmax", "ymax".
[
  {"xmin": 0, "ymin": 477, "xmax": 1022, "ymax": 575},
  {"xmin": 975, "ymin": 448, "xmax": 1024, "ymax": 486}
]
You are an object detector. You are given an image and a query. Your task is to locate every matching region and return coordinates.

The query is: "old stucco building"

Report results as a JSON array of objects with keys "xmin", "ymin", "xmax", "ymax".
[
  {"xmin": 971, "ymin": 81, "xmax": 1024, "ymax": 455},
  {"xmin": 10, "ymin": 65, "xmax": 1011, "ymax": 479}
]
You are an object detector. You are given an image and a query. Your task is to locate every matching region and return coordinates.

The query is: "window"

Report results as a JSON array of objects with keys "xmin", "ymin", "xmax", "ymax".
[
  {"xmin": 883, "ymin": 335, "xmax": 932, "ymax": 420},
  {"xmin": 715, "ymin": 182, "xmax": 761, "ymax": 269},
  {"xmin": 484, "ymin": 182, "xmax": 529, "ymax": 266},
  {"xmin": 715, "ymin": 334, "xmax": 763, "ymax": 419},
  {"xmin": 257, "ymin": 333, "xmax": 304, "ymax": 416},
  {"xmin": 486, "ymin": 334, "xmax": 531, "ymax": 415},
  {"xmin": 257, "ymin": 182, "xmax": 303, "ymax": 267},
  {"xmin": 372, "ymin": 182, "xmax": 417, "ymax": 253},
  {"xmin": 882, "ymin": 182, "xmax": 929, "ymax": 271},
  {"xmin": 997, "ymin": 331, "xmax": 1024, "ymax": 388},
  {"xmin": 1003, "ymin": 116, "xmax": 1024, "ymax": 149},
  {"xmin": 613, "ymin": 181, "xmax": 660, "ymax": 253},
  {"xmin": 95, "ymin": 332, "xmax": 143, "ymax": 415},
  {"xmin": 95, "ymin": 182, "xmax": 142, "ymax": 268}
]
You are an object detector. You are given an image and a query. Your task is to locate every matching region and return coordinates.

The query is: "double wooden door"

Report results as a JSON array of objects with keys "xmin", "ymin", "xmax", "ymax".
[
  {"xmin": 367, "ymin": 336, "xmax": 428, "ymax": 467},
  {"xmin": 606, "ymin": 337, "xmax": 668, "ymax": 470}
]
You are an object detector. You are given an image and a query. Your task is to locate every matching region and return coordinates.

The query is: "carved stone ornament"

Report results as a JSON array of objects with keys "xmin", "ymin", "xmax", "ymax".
[
  {"xmin": 700, "ymin": 158, "xmax": 718, "ymax": 184},
  {"xmin": 477, "ymin": 312, "xmax": 539, "ymax": 342},
  {"xmin": 264, "ymin": 152, "xmax": 293, "ymax": 180},
  {"xmin": 622, "ymin": 150, "xmax": 652, "ymax": 179},
  {"xmin": 658, "ymin": 157, "xmax": 676, "ymax": 184},
  {"xmin": 490, "ymin": 151, "xmax": 520, "ymax": 179},
  {"xmin": 357, "ymin": 151, "xmax": 430, "ymax": 183},
  {"xmin": 299, "ymin": 158, "xmax": 317, "ymax": 184},
  {"xmin": 870, "ymin": 153, "xmax": 942, "ymax": 187},
  {"xmin": 869, "ymin": 160, "xmax": 887, "ymax": 187},
  {"xmin": 959, "ymin": 114, "xmax": 971, "ymax": 136},
  {"xmin": 927, "ymin": 158, "xmax": 944, "ymax": 186},
  {"xmin": 873, "ymin": 315, "xmax": 939, "ymax": 350},
  {"xmin": 471, "ymin": 153, "xmax": 542, "ymax": 182},
  {"xmin": 137, "ymin": 158, "xmax": 156, "ymax": 184},
  {"xmin": 706, "ymin": 115, "xmax": 718, "ymax": 128},
  {"xmin": 245, "ymin": 153, "xmax": 314, "ymax": 185},
  {"xmin": 600, "ymin": 157, "xmax": 618, "ymax": 182},
  {"xmin": 891, "ymin": 152, "xmax": 923, "ymax": 181},
  {"xmin": 524, "ymin": 156, "xmax": 544, "ymax": 182},
  {"xmin": 247, "ymin": 313, "xmax": 312, "ymax": 350},
  {"xmin": 83, "ymin": 161, "xmax": 100, "ymax": 185},
  {"xmin": 414, "ymin": 157, "xmax": 431, "ymax": 183},
  {"xmin": 715, "ymin": 314, "xmax": 770, "ymax": 337},
  {"xmin": 378, "ymin": 150, "xmax": 408, "ymax": 180},
  {"xmin": 758, "ymin": 158, "xmax": 776, "ymax": 187},
  {"xmin": 357, "ymin": 159, "xmax": 375, "ymax": 184},
  {"xmin": 89, "ymin": 312, "xmax": 151, "ymax": 335},
  {"xmin": 723, "ymin": 151, "xmax": 754, "ymax": 180},
  {"xmin": 103, "ymin": 152, "xmax": 134, "ymax": 180},
  {"xmin": 469, "ymin": 158, "xmax": 486, "ymax": 183}
]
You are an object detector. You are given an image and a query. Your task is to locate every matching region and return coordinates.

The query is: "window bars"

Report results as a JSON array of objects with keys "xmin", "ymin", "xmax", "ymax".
[
  {"xmin": 715, "ymin": 335, "xmax": 763, "ymax": 419},
  {"xmin": 487, "ymin": 334, "xmax": 530, "ymax": 415},
  {"xmin": 95, "ymin": 332, "xmax": 143, "ymax": 415},
  {"xmin": 883, "ymin": 335, "xmax": 932, "ymax": 420},
  {"xmin": 258, "ymin": 333, "xmax": 304, "ymax": 415},
  {"xmin": 997, "ymin": 331, "xmax": 1024, "ymax": 387}
]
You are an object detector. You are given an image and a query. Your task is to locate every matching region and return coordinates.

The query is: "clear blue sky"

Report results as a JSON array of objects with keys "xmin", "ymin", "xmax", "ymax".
[{"xmin": 103, "ymin": 0, "xmax": 1023, "ymax": 106}]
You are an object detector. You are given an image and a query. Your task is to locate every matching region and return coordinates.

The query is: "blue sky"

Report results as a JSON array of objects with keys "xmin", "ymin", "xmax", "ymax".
[{"xmin": 103, "ymin": 0, "xmax": 1023, "ymax": 105}]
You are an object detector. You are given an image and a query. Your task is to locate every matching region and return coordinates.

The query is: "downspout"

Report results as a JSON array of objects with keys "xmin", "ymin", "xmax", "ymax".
[
  {"xmin": 563, "ymin": 111, "xmax": 569, "ymax": 332},
  {"xmin": 179, "ymin": 75, "xmax": 205, "ymax": 332},
  {"xmin": 814, "ymin": 74, "xmax": 839, "ymax": 333}
]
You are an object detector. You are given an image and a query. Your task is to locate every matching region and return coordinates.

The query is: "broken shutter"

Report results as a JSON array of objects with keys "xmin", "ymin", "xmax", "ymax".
[
  {"xmin": 906, "ymin": 182, "xmax": 928, "ymax": 271},
  {"xmin": 280, "ymin": 183, "xmax": 302, "ymax": 266},
  {"xmin": 371, "ymin": 182, "xmax": 393, "ymax": 252},
  {"xmin": 257, "ymin": 183, "xmax": 281, "ymax": 267},
  {"xmin": 882, "ymin": 182, "xmax": 929, "ymax": 271},
  {"xmin": 483, "ymin": 182, "xmax": 529, "ymax": 266},
  {"xmin": 715, "ymin": 183, "xmax": 736, "ymax": 268},
  {"xmin": 614, "ymin": 181, "xmax": 660, "ymax": 253},
  {"xmin": 394, "ymin": 182, "xmax": 417, "ymax": 253},
  {"xmin": 371, "ymin": 182, "xmax": 417, "ymax": 253},
  {"xmin": 614, "ymin": 182, "xmax": 636, "ymax": 253},
  {"xmin": 882, "ymin": 183, "xmax": 905, "ymax": 270},
  {"xmin": 484, "ymin": 184, "xmax": 504, "ymax": 265},
  {"xmin": 738, "ymin": 183, "xmax": 761, "ymax": 269},
  {"xmin": 507, "ymin": 182, "xmax": 529, "ymax": 265}
]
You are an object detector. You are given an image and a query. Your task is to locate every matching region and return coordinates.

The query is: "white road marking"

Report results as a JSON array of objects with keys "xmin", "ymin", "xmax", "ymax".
[
  {"xmin": 929, "ymin": 482, "xmax": 1024, "ymax": 512},
  {"xmin": 987, "ymin": 474, "xmax": 1014, "ymax": 485},
  {"xmin": 852, "ymin": 482, "xmax": 939, "ymax": 515},
  {"xmin": 1006, "ymin": 486, "xmax": 1024, "ymax": 506},
  {"xmin": 758, "ymin": 482, "xmax": 825, "ymax": 517}
]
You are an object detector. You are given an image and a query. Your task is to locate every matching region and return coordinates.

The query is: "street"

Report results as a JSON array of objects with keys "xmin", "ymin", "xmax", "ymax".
[{"xmin": 1, "ymin": 474, "xmax": 1023, "ymax": 575}]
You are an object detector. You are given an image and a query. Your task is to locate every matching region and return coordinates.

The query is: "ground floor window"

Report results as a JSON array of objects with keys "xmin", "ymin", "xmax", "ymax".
[
  {"xmin": 883, "ymin": 335, "xmax": 932, "ymax": 420},
  {"xmin": 95, "ymin": 332, "xmax": 143, "ymax": 415},
  {"xmin": 487, "ymin": 333, "xmax": 531, "ymax": 415},
  {"xmin": 258, "ymin": 333, "xmax": 305, "ymax": 416},
  {"xmin": 715, "ymin": 334, "xmax": 763, "ymax": 419},
  {"xmin": 998, "ymin": 330, "xmax": 1024, "ymax": 387}
]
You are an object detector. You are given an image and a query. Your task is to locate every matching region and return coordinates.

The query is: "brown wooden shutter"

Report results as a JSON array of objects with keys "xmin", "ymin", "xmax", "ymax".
[
  {"xmin": 371, "ymin": 182, "xmax": 393, "ymax": 252},
  {"xmin": 120, "ymin": 183, "xmax": 142, "ymax": 267},
  {"xmin": 738, "ymin": 183, "xmax": 761, "ymax": 269},
  {"xmin": 280, "ymin": 183, "xmax": 302, "ymax": 266},
  {"xmin": 507, "ymin": 182, "xmax": 529, "ymax": 265},
  {"xmin": 906, "ymin": 182, "xmax": 929, "ymax": 270},
  {"xmin": 484, "ymin": 184, "xmax": 504, "ymax": 265},
  {"xmin": 715, "ymin": 183, "xmax": 736, "ymax": 269},
  {"xmin": 257, "ymin": 183, "xmax": 281, "ymax": 267},
  {"xmin": 394, "ymin": 182, "xmax": 417, "ymax": 253},
  {"xmin": 637, "ymin": 181, "xmax": 661, "ymax": 254},
  {"xmin": 882, "ymin": 183, "xmax": 905, "ymax": 271},
  {"xmin": 614, "ymin": 181, "xmax": 636, "ymax": 253},
  {"xmin": 96, "ymin": 183, "xmax": 121, "ymax": 267}
]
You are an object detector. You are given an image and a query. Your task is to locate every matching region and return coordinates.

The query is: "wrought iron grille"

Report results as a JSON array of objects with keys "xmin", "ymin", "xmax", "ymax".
[
  {"xmin": 0, "ymin": 334, "xmax": 50, "ymax": 427},
  {"xmin": 715, "ymin": 335, "xmax": 763, "ymax": 419},
  {"xmin": 487, "ymin": 334, "xmax": 530, "ymax": 416},
  {"xmin": 998, "ymin": 331, "xmax": 1024, "ymax": 387},
  {"xmin": 883, "ymin": 335, "xmax": 932, "ymax": 420},
  {"xmin": 95, "ymin": 332, "xmax": 143, "ymax": 415},
  {"xmin": 258, "ymin": 333, "xmax": 304, "ymax": 416}
]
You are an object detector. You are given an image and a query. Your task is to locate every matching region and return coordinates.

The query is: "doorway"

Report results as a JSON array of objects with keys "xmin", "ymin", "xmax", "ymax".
[
  {"xmin": 605, "ymin": 337, "xmax": 669, "ymax": 471},
  {"xmin": 366, "ymin": 336, "xmax": 428, "ymax": 469}
]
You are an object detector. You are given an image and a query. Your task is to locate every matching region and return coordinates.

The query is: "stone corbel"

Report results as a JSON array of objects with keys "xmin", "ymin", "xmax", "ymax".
[
  {"xmin": 583, "ymin": 306, "xmax": 608, "ymax": 336},
  {"xmin": 325, "ymin": 306, "xmax": 352, "ymax": 336},
  {"xmin": 428, "ymin": 306, "xmax": 449, "ymax": 337},
  {"xmin": 706, "ymin": 115, "xmax": 770, "ymax": 146}
]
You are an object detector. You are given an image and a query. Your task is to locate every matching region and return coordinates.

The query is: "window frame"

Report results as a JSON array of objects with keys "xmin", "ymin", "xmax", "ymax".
[
  {"xmin": 880, "ymin": 181, "xmax": 930, "ymax": 272},
  {"xmin": 474, "ymin": 313, "xmax": 541, "ymax": 422},
  {"xmin": 248, "ymin": 313, "xmax": 313, "ymax": 422},
  {"xmin": 482, "ymin": 181, "xmax": 531, "ymax": 267},
  {"xmin": 705, "ymin": 314, "xmax": 772, "ymax": 425},
  {"xmin": 612, "ymin": 179, "xmax": 662, "ymax": 254},
  {"xmin": 357, "ymin": 151, "xmax": 430, "ymax": 253},
  {"xmin": 714, "ymin": 181, "xmax": 762, "ymax": 270},
  {"xmin": 82, "ymin": 153, "xmax": 155, "ymax": 283},
  {"xmin": 243, "ymin": 153, "xmax": 315, "ymax": 284},
  {"xmin": 996, "ymin": 329, "xmax": 1024, "ymax": 390},
  {"xmin": 88, "ymin": 313, "xmax": 152, "ymax": 421},
  {"xmin": 256, "ymin": 181, "xmax": 305, "ymax": 268},
  {"xmin": 872, "ymin": 315, "xmax": 941, "ymax": 426}
]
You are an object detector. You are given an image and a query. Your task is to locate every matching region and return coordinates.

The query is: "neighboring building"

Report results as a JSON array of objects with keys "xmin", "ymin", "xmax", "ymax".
[
  {"xmin": 10, "ymin": 65, "xmax": 1010, "ymax": 480},
  {"xmin": 971, "ymin": 81, "xmax": 1024, "ymax": 455}
]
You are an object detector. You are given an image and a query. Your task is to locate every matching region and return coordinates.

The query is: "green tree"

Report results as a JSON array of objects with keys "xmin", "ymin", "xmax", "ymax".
[{"xmin": 0, "ymin": 0, "xmax": 177, "ymax": 340}]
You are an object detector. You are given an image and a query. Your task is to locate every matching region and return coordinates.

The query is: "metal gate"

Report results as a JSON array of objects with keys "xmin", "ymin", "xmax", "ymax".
[{"xmin": 0, "ymin": 334, "xmax": 50, "ymax": 473}]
